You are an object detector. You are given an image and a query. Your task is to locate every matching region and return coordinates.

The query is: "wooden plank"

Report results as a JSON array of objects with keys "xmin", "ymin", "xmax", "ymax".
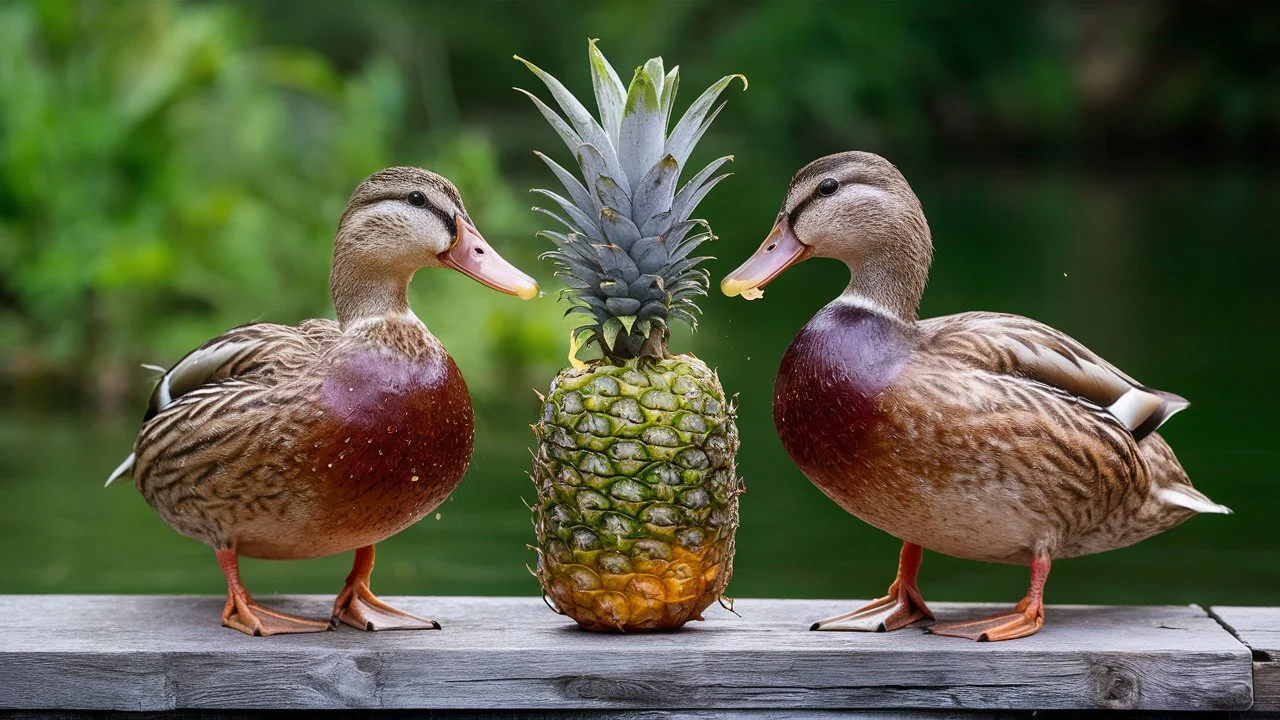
[
  {"xmin": 0, "ymin": 711, "xmax": 1252, "ymax": 720},
  {"xmin": 0, "ymin": 596, "xmax": 1253, "ymax": 712},
  {"xmin": 1211, "ymin": 606, "xmax": 1280, "ymax": 712}
]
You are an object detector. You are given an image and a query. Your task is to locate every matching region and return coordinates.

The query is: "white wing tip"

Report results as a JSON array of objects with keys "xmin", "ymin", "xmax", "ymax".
[
  {"xmin": 1107, "ymin": 387, "xmax": 1164, "ymax": 432},
  {"xmin": 105, "ymin": 453, "xmax": 135, "ymax": 487},
  {"xmin": 1158, "ymin": 487, "xmax": 1232, "ymax": 515}
]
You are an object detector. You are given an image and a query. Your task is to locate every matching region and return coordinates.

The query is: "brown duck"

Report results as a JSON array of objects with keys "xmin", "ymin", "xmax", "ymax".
[
  {"xmin": 722, "ymin": 151, "xmax": 1229, "ymax": 641},
  {"xmin": 106, "ymin": 167, "xmax": 538, "ymax": 636}
]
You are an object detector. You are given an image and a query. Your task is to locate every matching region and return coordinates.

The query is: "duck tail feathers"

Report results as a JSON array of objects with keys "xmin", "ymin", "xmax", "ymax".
[
  {"xmin": 1158, "ymin": 486, "xmax": 1231, "ymax": 515},
  {"xmin": 1131, "ymin": 389, "xmax": 1190, "ymax": 442},
  {"xmin": 105, "ymin": 452, "xmax": 135, "ymax": 488}
]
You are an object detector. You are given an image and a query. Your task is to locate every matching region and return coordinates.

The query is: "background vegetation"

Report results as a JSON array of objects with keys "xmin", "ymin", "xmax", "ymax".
[{"xmin": 2, "ymin": 0, "xmax": 1276, "ymax": 606}]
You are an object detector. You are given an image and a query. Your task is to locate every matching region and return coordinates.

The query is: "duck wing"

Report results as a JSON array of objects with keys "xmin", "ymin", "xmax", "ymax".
[
  {"xmin": 915, "ymin": 311, "xmax": 1227, "ymax": 519},
  {"xmin": 105, "ymin": 320, "xmax": 340, "ymax": 486},
  {"xmin": 918, "ymin": 311, "xmax": 1186, "ymax": 442}
]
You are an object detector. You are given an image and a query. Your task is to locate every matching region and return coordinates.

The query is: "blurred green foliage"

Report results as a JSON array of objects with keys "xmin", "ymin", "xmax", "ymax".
[
  {"xmin": 0, "ymin": 0, "xmax": 567, "ymax": 408},
  {"xmin": 0, "ymin": 0, "xmax": 1277, "ymax": 602},
  {"xmin": 3, "ymin": 0, "xmax": 1278, "ymax": 408}
]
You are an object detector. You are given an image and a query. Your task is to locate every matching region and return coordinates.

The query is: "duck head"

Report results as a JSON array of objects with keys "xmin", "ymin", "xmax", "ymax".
[
  {"xmin": 331, "ymin": 167, "xmax": 538, "ymax": 324},
  {"xmin": 721, "ymin": 151, "xmax": 932, "ymax": 322}
]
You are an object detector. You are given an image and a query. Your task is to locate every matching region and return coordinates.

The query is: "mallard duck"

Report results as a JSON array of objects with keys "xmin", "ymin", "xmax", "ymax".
[
  {"xmin": 721, "ymin": 151, "xmax": 1229, "ymax": 641},
  {"xmin": 106, "ymin": 167, "xmax": 538, "ymax": 636}
]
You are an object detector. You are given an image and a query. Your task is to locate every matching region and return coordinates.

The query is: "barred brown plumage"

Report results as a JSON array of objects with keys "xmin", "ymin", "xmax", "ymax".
[
  {"xmin": 724, "ymin": 151, "xmax": 1229, "ymax": 641},
  {"xmin": 106, "ymin": 167, "xmax": 537, "ymax": 636}
]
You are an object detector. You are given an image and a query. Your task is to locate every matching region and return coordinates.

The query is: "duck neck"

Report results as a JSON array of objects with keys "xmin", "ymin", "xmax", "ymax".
[
  {"xmin": 840, "ymin": 254, "xmax": 926, "ymax": 325},
  {"xmin": 330, "ymin": 229, "xmax": 414, "ymax": 329}
]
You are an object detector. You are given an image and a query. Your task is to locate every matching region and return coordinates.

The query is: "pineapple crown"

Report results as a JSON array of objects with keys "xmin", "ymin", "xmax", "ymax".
[{"xmin": 517, "ymin": 40, "xmax": 744, "ymax": 362}]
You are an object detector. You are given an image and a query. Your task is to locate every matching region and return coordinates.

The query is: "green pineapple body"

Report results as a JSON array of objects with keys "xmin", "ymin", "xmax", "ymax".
[
  {"xmin": 519, "ymin": 41, "xmax": 744, "ymax": 631},
  {"xmin": 533, "ymin": 357, "xmax": 739, "ymax": 631}
]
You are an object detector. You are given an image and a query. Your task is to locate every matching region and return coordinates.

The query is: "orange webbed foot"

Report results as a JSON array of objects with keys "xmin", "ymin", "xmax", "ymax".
[
  {"xmin": 929, "ymin": 555, "xmax": 1050, "ymax": 642},
  {"xmin": 332, "ymin": 545, "xmax": 440, "ymax": 632},
  {"xmin": 810, "ymin": 585, "xmax": 934, "ymax": 632},
  {"xmin": 332, "ymin": 583, "xmax": 440, "ymax": 632},
  {"xmin": 216, "ymin": 548, "xmax": 330, "ymax": 637},
  {"xmin": 812, "ymin": 542, "xmax": 933, "ymax": 632},
  {"xmin": 928, "ymin": 601, "xmax": 1044, "ymax": 642},
  {"xmin": 222, "ymin": 592, "xmax": 331, "ymax": 637}
]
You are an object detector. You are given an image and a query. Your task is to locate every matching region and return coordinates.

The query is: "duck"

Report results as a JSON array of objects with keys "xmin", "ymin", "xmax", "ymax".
[
  {"xmin": 106, "ymin": 167, "xmax": 539, "ymax": 636},
  {"xmin": 721, "ymin": 151, "xmax": 1229, "ymax": 641}
]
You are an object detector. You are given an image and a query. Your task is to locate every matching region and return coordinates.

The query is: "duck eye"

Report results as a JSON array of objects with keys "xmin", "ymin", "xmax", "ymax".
[
  {"xmin": 407, "ymin": 191, "xmax": 427, "ymax": 207},
  {"xmin": 817, "ymin": 178, "xmax": 839, "ymax": 196}
]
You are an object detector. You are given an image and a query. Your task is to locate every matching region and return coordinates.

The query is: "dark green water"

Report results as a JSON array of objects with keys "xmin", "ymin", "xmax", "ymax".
[{"xmin": 2, "ymin": 167, "xmax": 1276, "ymax": 606}]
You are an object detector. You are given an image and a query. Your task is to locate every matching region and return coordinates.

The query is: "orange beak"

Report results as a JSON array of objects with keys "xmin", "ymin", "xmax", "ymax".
[
  {"xmin": 720, "ymin": 215, "xmax": 812, "ymax": 300},
  {"xmin": 438, "ymin": 215, "xmax": 539, "ymax": 300}
]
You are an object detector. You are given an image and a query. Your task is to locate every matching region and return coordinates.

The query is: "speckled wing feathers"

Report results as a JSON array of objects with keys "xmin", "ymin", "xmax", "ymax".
[
  {"xmin": 145, "ymin": 320, "xmax": 338, "ymax": 420},
  {"xmin": 105, "ymin": 321, "xmax": 339, "ymax": 487},
  {"xmin": 920, "ymin": 312, "xmax": 1187, "ymax": 441}
]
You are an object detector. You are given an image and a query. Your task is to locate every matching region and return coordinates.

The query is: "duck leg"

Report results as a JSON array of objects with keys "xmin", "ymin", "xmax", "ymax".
[
  {"xmin": 929, "ymin": 555, "xmax": 1050, "ymax": 642},
  {"xmin": 332, "ymin": 545, "xmax": 441, "ymax": 631},
  {"xmin": 216, "ymin": 549, "xmax": 330, "ymax": 636},
  {"xmin": 811, "ymin": 542, "xmax": 933, "ymax": 632}
]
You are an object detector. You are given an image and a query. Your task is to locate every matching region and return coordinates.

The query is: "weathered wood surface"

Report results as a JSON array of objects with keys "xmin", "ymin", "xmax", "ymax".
[
  {"xmin": 1213, "ymin": 606, "xmax": 1280, "ymax": 712},
  {"xmin": 0, "ymin": 596, "xmax": 1254, "ymax": 712}
]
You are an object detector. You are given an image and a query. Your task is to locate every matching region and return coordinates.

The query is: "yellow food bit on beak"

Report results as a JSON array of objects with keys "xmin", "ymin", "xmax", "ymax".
[{"xmin": 741, "ymin": 287, "xmax": 764, "ymax": 301}]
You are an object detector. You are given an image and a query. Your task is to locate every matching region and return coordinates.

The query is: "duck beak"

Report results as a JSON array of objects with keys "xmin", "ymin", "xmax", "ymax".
[
  {"xmin": 438, "ymin": 216, "xmax": 539, "ymax": 300},
  {"xmin": 720, "ymin": 215, "xmax": 812, "ymax": 300}
]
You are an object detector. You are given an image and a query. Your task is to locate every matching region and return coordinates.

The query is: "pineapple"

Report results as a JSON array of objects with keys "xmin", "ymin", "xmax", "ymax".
[{"xmin": 518, "ymin": 41, "xmax": 744, "ymax": 631}]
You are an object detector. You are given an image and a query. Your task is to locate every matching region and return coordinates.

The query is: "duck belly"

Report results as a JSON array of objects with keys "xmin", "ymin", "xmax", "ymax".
[
  {"xmin": 772, "ymin": 303, "xmax": 1170, "ymax": 566},
  {"xmin": 779, "ymin": 373, "xmax": 1175, "ymax": 566},
  {"xmin": 140, "ymin": 345, "xmax": 475, "ymax": 560},
  {"xmin": 802, "ymin": 434, "xmax": 1062, "ymax": 566},
  {"xmin": 230, "ymin": 418, "xmax": 472, "ymax": 560},
  {"xmin": 233, "ymin": 348, "xmax": 474, "ymax": 560}
]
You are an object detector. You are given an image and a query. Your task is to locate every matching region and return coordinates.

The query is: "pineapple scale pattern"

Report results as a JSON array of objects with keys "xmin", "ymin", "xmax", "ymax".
[{"xmin": 532, "ymin": 358, "xmax": 740, "ymax": 630}]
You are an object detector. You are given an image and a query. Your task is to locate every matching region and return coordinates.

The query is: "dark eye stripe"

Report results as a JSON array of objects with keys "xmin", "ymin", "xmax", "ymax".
[
  {"xmin": 426, "ymin": 202, "xmax": 457, "ymax": 237},
  {"xmin": 789, "ymin": 187, "xmax": 824, "ymax": 224},
  {"xmin": 788, "ymin": 177, "xmax": 848, "ymax": 224}
]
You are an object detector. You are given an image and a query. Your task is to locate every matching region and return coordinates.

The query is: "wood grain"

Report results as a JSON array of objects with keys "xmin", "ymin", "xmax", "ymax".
[
  {"xmin": 0, "ymin": 596, "xmax": 1253, "ymax": 712},
  {"xmin": 1211, "ymin": 606, "xmax": 1280, "ymax": 711}
]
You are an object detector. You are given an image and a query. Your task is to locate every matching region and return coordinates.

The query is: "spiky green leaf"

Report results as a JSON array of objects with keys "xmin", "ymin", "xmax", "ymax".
[
  {"xmin": 521, "ymin": 41, "xmax": 742, "ymax": 359},
  {"xmin": 515, "ymin": 88, "xmax": 583, "ymax": 159},
  {"xmin": 516, "ymin": 56, "xmax": 621, "ymax": 179},
  {"xmin": 588, "ymin": 39, "xmax": 627, "ymax": 146},
  {"xmin": 601, "ymin": 316, "xmax": 624, "ymax": 350},
  {"xmin": 535, "ymin": 151, "xmax": 600, "ymax": 217},
  {"xmin": 671, "ymin": 173, "xmax": 732, "ymax": 226},
  {"xmin": 599, "ymin": 207, "xmax": 642, "ymax": 249},
  {"xmin": 532, "ymin": 189, "xmax": 603, "ymax": 242},
  {"xmin": 618, "ymin": 314, "xmax": 638, "ymax": 334},
  {"xmin": 666, "ymin": 74, "xmax": 745, "ymax": 167},
  {"xmin": 631, "ymin": 155, "xmax": 680, "ymax": 231},
  {"xmin": 618, "ymin": 64, "xmax": 664, "ymax": 189},
  {"xmin": 659, "ymin": 66, "xmax": 680, "ymax": 131}
]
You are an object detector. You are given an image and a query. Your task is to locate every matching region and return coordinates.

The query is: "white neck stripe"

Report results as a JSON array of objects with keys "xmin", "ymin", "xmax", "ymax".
[{"xmin": 834, "ymin": 291, "xmax": 898, "ymax": 319}]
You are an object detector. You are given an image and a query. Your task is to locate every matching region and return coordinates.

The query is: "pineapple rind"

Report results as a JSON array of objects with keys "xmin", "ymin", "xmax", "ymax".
[{"xmin": 532, "ymin": 356, "xmax": 740, "ymax": 631}]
